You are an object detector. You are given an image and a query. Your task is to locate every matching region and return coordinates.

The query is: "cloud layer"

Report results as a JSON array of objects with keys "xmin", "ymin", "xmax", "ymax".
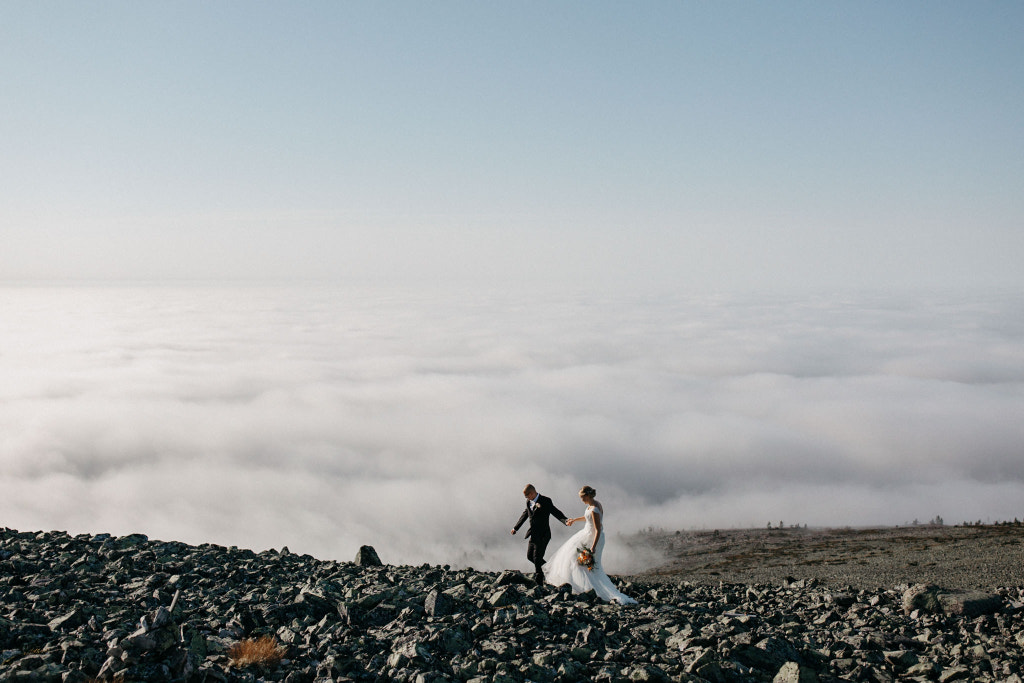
[{"xmin": 2, "ymin": 284, "xmax": 1023, "ymax": 572}]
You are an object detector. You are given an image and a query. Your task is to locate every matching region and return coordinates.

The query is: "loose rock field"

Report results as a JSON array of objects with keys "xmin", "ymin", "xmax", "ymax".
[{"xmin": 2, "ymin": 527, "xmax": 1023, "ymax": 682}]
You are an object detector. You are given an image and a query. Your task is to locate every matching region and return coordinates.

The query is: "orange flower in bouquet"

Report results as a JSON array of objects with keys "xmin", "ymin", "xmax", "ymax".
[{"xmin": 576, "ymin": 546, "xmax": 595, "ymax": 571}]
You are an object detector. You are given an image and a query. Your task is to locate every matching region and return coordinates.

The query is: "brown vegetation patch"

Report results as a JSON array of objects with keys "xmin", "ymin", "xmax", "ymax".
[{"xmin": 228, "ymin": 636, "xmax": 286, "ymax": 669}]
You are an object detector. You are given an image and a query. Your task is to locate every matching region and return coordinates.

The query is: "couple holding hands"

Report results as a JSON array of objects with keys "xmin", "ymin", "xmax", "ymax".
[{"xmin": 511, "ymin": 483, "xmax": 636, "ymax": 605}]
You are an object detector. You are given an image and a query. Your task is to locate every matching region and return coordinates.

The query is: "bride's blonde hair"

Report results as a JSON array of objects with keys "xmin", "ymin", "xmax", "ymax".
[{"xmin": 579, "ymin": 485, "xmax": 596, "ymax": 498}]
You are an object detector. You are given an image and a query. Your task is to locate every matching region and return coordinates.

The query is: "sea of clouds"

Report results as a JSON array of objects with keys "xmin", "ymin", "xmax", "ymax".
[{"xmin": 2, "ymin": 283, "xmax": 1023, "ymax": 573}]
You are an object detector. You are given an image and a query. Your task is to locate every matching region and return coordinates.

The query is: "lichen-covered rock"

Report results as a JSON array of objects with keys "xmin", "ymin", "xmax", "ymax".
[{"xmin": 903, "ymin": 583, "xmax": 944, "ymax": 614}]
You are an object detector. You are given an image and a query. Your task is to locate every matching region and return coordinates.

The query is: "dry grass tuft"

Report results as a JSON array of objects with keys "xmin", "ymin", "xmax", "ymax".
[{"xmin": 228, "ymin": 635, "xmax": 287, "ymax": 668}]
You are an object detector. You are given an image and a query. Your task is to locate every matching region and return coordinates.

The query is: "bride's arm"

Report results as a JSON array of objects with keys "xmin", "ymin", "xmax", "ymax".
[{"xmin": 590, "ymin": 512, "xmax": 602, "ymax": 553}]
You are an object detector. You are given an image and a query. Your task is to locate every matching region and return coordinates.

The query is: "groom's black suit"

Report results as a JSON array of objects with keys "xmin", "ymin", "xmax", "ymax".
[{"xmin": 512, "ymin": 494, "xmax": 568, "ymax": 583}]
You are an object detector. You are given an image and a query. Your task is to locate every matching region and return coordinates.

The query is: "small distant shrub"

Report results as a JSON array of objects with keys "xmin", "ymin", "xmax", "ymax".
[{"xmin": 228, "ymin": 636, "xmax": 286, "ymax": 669}]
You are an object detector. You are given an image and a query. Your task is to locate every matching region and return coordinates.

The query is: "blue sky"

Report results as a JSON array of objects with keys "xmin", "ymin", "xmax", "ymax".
[
  {"xmin": 3, "ymin": 1, "xmax": 1022, "ymax": 290},
  {"xmin": 3, "ymin": 3, "xmax": 1024, "ymax": 561}
]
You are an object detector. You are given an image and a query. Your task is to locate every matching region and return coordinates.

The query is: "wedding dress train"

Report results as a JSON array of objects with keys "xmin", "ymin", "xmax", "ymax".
[{"xmin": 544, "ymin": 505, "xmax": 636, "ymax": 604}]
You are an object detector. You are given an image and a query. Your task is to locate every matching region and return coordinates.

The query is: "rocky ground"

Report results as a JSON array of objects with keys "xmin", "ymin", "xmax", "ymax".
[{"xmin": 2, "ymin": 525, "xmax": 1023, "ymax": 683}]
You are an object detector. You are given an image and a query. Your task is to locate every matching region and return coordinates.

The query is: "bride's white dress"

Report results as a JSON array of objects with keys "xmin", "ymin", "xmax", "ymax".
[{"xmin": 544, "ymin": 505, "xmax": 637, "ymax": 604}]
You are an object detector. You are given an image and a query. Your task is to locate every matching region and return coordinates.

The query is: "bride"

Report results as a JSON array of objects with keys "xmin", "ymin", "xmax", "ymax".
[{"xmin": 544, "ymin": 485, "xmax": 637, "ymax": 604}]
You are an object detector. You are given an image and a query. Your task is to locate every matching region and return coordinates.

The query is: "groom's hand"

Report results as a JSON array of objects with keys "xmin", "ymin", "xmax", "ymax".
[{"xmin": 510, "ymin": 529, "xmax": 516, "ymax": 535}]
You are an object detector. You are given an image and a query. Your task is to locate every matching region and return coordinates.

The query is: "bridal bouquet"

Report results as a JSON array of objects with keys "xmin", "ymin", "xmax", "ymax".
[{"xmin": 576, "ymin": 546, "xmax": 595, "ymax": 571}]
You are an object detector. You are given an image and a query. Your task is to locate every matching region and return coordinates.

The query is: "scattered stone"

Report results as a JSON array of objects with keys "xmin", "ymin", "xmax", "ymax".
[{"xmin": 0, "ymin": 527, "xmax": 1021, "ymax": 683}]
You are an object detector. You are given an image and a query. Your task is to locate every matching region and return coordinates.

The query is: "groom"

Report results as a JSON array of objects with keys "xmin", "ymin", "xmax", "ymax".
[{"xmin": 510, "ymin": 483, "xmax": 569, "ymax": 585}]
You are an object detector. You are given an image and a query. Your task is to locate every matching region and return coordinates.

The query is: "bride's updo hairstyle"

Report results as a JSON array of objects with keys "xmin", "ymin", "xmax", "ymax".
[{"xmin": 579, "ymin": 485, "xmax": 597, "ymax": 498}]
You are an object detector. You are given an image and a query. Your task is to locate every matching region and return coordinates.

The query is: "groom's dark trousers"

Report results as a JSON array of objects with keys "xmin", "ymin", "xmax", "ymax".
[{"xmin": 513, "ymin": 494, "xmax": 568, "ymax": 583}]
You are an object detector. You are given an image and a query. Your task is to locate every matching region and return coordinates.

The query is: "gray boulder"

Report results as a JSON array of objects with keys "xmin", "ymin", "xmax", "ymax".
[
  {"xmin": 774, "ymin": 661, "xmax": 819, "ymax": 683},
  {"xmin": 902, "ymin": 584, "xmax": 1002, "ymax": 617},
  {"xmin": 425, "ymin": 589, "xmax": 457, "ymax": 617},
  {"xmin": 355, "ymin": 544, "xmax": 383, "ymax": 566},
  {"xmin": 47, "ymin": 608, "xmax": 88, "ymax": 632},
  {"xmin": 488, "ymin": 586, "xmax": 522, "ymax": 608}
]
